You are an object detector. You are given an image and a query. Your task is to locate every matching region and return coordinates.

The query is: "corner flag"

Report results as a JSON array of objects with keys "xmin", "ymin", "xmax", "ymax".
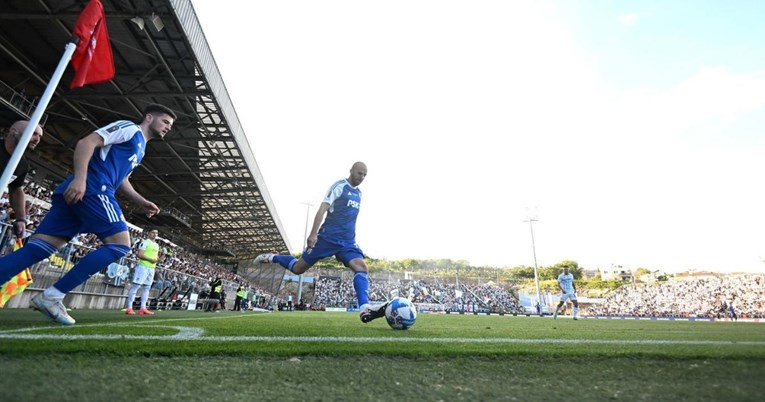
[
  {"xmin": 0, "ymin": 0, "xmax": 116, "ymax": 194},
  {"xmin": 0, "ymin": 239, "xmax": 33, "ymax": 308},
  {"xmin": 70, "ymin": 0, "xmax": 114, "ymax": 89}
]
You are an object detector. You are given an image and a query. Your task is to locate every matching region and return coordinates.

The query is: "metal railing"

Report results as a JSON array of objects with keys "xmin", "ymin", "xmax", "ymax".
[
  {"xmin": 0, "ymin": 80, "xmax": 48, "ymax": 126},
  {"xmin": 0, "ymin": 222, "xmax": 251, "ymax": 310}
]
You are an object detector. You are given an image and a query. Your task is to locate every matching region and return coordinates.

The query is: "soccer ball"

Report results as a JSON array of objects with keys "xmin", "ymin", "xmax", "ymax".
[{"xmin": 385, "ymin": 297, "xmax": 417, "ymax": 330}]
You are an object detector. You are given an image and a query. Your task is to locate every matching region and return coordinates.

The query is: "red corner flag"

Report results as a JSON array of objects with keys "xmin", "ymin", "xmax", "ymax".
[{"xmin": 70, "ymin": 0, "xmax": 114, "ymax": 89}]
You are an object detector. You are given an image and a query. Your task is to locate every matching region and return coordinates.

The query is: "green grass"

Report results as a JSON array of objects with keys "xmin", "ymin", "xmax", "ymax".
[{"xmin": 1, "ymin": 309, "xmax": 763, "ymax": 401}]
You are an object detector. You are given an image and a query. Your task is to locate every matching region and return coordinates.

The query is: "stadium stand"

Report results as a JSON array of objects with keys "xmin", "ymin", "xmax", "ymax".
[
  {"xmin": 0, "ymin": 0, "xmax": 293, "ymax": 310},
  {"xmin": 313, "ymin": 274, "xmax": 524, "ymax": 315},
  {"xmin": 588, "ymin": 274, "xmax": 765, "ymax": 319},
  {"xmin": 0, "ymin": 0, "xmax": 290, "ymax": 262}
]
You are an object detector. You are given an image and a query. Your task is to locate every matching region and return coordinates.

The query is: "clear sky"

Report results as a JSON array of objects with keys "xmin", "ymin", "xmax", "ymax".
[{"xmin": 190, "ymin": 0, "xmax": 765, "ymax": 273}]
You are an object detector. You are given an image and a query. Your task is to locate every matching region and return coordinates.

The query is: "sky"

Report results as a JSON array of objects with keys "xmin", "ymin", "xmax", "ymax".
[{"xmin": 190, "ymin": 0, "xmax": 765, "ymax": 273}]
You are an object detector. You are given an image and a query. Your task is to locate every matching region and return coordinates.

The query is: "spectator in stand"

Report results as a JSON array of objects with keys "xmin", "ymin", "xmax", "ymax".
[
  {"xmin": 311, "ymin": 274, "xmax": 523, "ymax": 314},
  {"xmin": 0, "ymin": 204, "xmax": 8, "ymax": 224},
  {"xmin": 206, "ymin": 276, "xmax": 222, "ymax": 312},
  {"xmin": 588, "ymin": 274, "xmax": 765, "ymax": 319}
]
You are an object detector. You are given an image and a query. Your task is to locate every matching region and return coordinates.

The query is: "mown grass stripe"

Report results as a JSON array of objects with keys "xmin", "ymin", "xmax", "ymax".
[{"xmin": 1, "ymin": 331, "xmax": 764, "ymax": 346}]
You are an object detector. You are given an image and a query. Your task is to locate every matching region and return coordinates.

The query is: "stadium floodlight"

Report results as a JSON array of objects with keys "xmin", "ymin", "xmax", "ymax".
[
  {"xmin": 150, "ymin": 13, "xmax": 165, "ymax": 32},
  {"xmin": 523, "ymin": 213, "xmax": 543, "ymax": 316},
  {"xmin": 131, "ymin": 14, "xmax": 163, "ymax": 32},
  {"xmin": 130, "ymin": 16, "xmax": 145, "ymax": 31}
]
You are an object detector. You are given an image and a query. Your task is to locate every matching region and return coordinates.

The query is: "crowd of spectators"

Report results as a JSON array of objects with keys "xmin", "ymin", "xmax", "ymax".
[
  {"xmin": 0, "ymin": 182, "xmax": 51, "ymax": 239},
  {"xmin": 6, "ymin": 182, "xmax": 765, "ymax": 319},
  {"xmin": 1, "ymin": 181, "xmax": 276, "ymax": 309},
  {"xmin": 313, "ymin": 273, "xmax": 765, "ymax": 319},
  {"xmin": 588, "ymin": 274, "xmax": 765, "ymax": 319},
  {"xmin": 313, "ymin": 275, "xmax": 523, "ymax": 314}
]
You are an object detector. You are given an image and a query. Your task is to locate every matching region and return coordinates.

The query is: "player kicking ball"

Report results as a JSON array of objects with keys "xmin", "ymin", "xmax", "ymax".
[
  {"xmin": 254, "ymin": 162, "xmax": 387, "ymax": 323},
  {"xmin": 553, "ymin": 266, "xmax": 579, "ymax": 320}
]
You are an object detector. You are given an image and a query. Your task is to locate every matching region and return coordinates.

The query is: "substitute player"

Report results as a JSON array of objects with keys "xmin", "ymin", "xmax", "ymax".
[
  {"xmin": 255, "ymin": 162, "xmax": 388, "ymax": 324},
  {"xmin": 124, "ymin": 228, "xmax": 161, "ymax": 315},
  {"xmin": 0, "ymin": 104, "xmax": 176, "ymax": 325},
  {"xmin": 553, "ymin": 265, "xmax": 579, "ymax": 320}
]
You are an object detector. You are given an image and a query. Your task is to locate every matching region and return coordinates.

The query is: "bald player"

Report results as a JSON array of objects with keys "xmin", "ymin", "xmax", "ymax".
[
  {"xmin": 255, "ymin": 162, "xmax": 388, "ymax": 323},
  {"xmin": 1, "ymin": 120, "xmax": 43, "ymax": 238}
]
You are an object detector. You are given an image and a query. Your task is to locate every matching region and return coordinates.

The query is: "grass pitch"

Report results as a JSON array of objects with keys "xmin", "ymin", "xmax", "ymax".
[{"xmin": 1, "ymin": 309, "xmax": 763, "ymax": 401}]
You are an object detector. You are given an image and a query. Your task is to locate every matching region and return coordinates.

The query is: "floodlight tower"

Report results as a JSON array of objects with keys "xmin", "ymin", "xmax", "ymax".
[{"xmin": 523, "ymin": 215, "xmax": 543, "ymax": 315}]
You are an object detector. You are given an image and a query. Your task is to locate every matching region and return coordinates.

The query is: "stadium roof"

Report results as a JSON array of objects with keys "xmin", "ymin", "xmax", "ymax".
[{"xmin": 0, "ymin": 0, "xmax": 290, "ymax": 260}]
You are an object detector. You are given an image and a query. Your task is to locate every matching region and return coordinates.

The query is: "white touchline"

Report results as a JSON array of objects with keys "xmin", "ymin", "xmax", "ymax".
[
  {"xmin": 0, "ymin": 325, "xmax": 763, "ymax": 346},
  {"xmin": 1, "ymin": 315, "xmax": 762, "ymax": 345}
]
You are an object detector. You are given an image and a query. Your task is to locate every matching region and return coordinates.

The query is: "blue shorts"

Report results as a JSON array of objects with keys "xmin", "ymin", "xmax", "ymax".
[
  {"xmin": 301, "ymin": 236, "xmax": 364, "ymax": 267},
  {"xmin": 35, "ymin": 194, "xmax": 128, "ymax": 241}
]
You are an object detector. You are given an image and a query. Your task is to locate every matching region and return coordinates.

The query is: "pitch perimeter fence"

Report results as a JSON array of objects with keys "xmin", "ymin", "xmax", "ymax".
[{"xmin": 0, "ymin": 223, "xmax": 262, "ymax": 310}]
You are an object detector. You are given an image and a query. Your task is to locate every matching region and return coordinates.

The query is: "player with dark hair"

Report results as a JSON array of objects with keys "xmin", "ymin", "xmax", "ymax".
[
  {"xmin": 0, "ymin": 104, "xmax": 176, "ymax": 325},
  {"xmin": 553, "ymin": 266, "xmax": 579, "ymax": 320},
  {"xmin": 125, "ymin": 228, "xmax": 161, "ymax": 315},
  {"xmin": 255, "ymin": 162, "xmax": 388, "ymax": 323}
]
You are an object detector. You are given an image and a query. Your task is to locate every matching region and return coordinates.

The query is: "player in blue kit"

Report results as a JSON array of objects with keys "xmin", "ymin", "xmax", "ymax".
[
  {"xmin": 255, "ymin": 162, "xmax": 387, "ymax": 323},
  {"xmin": 553, "ymin": 265, "xmax": 579, "ymax": 320},
  {"xmin": 0, "ymin": 104, "xmax": 176, "ymax": 325},
  {"xmin": 728, "ymin": 301, "xmax": 738, "ymax": 321}
]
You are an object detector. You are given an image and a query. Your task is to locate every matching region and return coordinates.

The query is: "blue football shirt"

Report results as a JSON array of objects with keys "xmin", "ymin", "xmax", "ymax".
[
  {"xmin": 318, "ymin": 178, "xmax": 361, "ymax": 243},
  {"xmin": 55, "ymin": 120, "xmax": 145, "ymax": 196}
]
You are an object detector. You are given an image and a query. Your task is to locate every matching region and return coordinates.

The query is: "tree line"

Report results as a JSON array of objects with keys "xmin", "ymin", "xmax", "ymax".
[
  {"xmin": 313, "ymin": 255, "xmax": 587, "ymax": 281},
  {"xmin": 306, "ymin": 255, "xmax": 630, "ymax": 294}
]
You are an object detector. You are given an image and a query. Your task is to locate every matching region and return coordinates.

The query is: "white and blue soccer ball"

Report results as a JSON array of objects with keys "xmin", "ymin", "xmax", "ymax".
[{"xmin": 385, "ymin": 297, "xmax": 417, "ymax": 330}]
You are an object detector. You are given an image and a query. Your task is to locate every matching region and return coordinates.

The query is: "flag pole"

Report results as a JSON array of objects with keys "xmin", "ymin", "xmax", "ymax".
[{"xmin": 0, "ymin": 39, "xmax": 78, "ymax": 193}]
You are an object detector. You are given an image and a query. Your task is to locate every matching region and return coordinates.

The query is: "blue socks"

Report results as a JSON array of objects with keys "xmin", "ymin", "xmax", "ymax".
[
  {"xmin": 53, "ymin": 243, "xmax": 130, "ymax": 293},
  {"xmin": 353, "ymin": 271, "xmax": 369, "ymax": 306},
  {"xmin": 0, "ymin": 238, "xmax": 57, "ymax": 285},
  {"xmin": 272, "ymin": 255, "xmax": 298, "ymax": 272}
]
